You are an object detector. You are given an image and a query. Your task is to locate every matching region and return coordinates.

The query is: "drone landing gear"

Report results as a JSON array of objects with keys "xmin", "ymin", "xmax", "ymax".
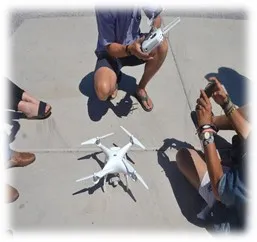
[
  {"xmin": 103, "ymin": 175, "xmax": 107, "ymax": 192},
  {"xmin": 124, "ymin": 174, "xmax": 129, "ymax": 192}
]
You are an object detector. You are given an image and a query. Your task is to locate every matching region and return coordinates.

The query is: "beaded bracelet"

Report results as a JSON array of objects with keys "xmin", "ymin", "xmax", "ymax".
[{"xmin": 225, "ymin": 105, "xmax": 236, "ymax": 117}]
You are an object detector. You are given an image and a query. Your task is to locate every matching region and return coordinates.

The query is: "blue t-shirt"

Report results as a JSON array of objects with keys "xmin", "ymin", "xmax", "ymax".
[{"xmin": 95, "ymin": 7, "xmax": 162, "ymax": 54}]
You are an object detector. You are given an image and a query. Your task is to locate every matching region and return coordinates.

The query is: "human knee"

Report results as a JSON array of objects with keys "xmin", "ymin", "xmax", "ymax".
[
  {"xmin": 94, "ymin": 79, "xmax": 112, "ymax": 101},
  {"xmin": 157, "ymin": 38, "xmax": 168, "ymax": 56}
]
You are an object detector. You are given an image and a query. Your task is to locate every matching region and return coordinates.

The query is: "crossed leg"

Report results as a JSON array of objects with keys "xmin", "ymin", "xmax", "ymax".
[
  {"xmin": 17, "ymin": 92, "xmax": 51, "ymax": 118},
  {"xmin": 176, "ymin": 148, "xmax": 207, "ymax": 190}
]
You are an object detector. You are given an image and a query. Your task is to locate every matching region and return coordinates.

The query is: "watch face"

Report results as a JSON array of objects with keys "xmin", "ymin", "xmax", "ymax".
[{"xmin": 204, "ymin": 132, "xmax": 210, "ymax": 139}]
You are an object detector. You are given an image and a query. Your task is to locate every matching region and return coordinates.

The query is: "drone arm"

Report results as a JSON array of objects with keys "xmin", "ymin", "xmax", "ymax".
[
  {"xmin": 122, "ymin": 159, "xmax": 149, "ymax": 190},
  {"xmin": 118, "ymin": 142, "xmax": 133, "ymax": 159},
  {"xmin": 97, "ymin": 143, "xmax": 111, "ymax": 156}
]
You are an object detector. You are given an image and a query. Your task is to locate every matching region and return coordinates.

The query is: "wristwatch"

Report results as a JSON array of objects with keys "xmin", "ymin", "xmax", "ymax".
[
  {"xmin": 198, "ymin": 124, "xmax": 218, "ymax": 133},
  {"xmin": 200, "ymin": 131, "xmax": 214, "ymax": 147}
]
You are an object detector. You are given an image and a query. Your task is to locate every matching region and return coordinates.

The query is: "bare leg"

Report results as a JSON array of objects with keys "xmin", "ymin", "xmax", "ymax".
[
  {"xmin": 136, "ymin": 38, "xmax": 168, "ymax": 110},
  {"xmin": 94, "ymin": 67, "xmax": 118, "ymax": 101},
  {"xmin": 6, "ymin": 184, "xmax": 19, "ymax": 203},
  {"xmin": 213, "ymin": 104, "xmax": 249, "ymax": 130},
  {"xmin": 176, "ymin": 148, "xmax": 207, "ymax": 190}
]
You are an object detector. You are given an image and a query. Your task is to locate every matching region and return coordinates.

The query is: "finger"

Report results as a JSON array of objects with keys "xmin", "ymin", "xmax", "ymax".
[
  {"xmin": 145, "ymin": 56, "xmax": 154, "ymax": 61},
  {"xmin": 207, "ymin": 77, "xmax": 222, "ymax": 91},
  {"xmin": 208, "ymin": 76, "xmax": 220, "ymax": 83},
  {"xmin": 197, "ymin": 97, "xmax": 207, "ymax": 107},
  {"xmin": 198, "ymin": 97, "xmax": 208, "ymax": 108},
  {"xmin": 213, "ymin": 79, "xmax": 224, "ymax": 92},
  {"xmin": 200, "ymin": 89, "xmax": 210, "ymax": 103},
  {"xmin": 213, "ymin": 90, "xmax": 225, "ymax": 97},
  {"xmin": 195, "ymin": 104, "xmax": 203, "ymax": 110},
  {"xmin": 137, "ymin": 36, "xmax": 145, "ymax": 44},
  {"xmin": 138, "ymin": 52, "xmax": 151, "ymax": 60}
]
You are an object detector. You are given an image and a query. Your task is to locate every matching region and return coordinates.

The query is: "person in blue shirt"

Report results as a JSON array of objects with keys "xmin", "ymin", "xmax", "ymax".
[
  {"xmin": 176, "ymin": 76, "xmax": 249, "ymax": 231},
  {"xmin": 94, "ymin": 7, "xmax": 168, "ymax": 112}
]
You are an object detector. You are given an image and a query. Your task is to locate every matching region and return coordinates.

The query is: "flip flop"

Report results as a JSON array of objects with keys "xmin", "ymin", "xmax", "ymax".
[
  {"xmin": 135, "ymin": 91, "xmax": 154, "ymax": 112},
  {"xmin": 27, "ymin": 101, "xmax": 52, "ymax": 120}
]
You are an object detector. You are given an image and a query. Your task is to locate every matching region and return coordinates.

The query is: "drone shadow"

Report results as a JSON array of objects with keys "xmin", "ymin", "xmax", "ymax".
[
  {"xmin": 73, "ymin": 151, "xmax": 137, "ymax": 202},
  {"xmin": 79, "ymin": 71, "xmax": 138, "ymax": 122},
  {"xmin": 157, "ymin": 138, "xmax": 207, "ymax": 228}
]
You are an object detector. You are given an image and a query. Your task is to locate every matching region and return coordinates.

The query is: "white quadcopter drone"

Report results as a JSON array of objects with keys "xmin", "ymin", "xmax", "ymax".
[
  {"xmin": 141, "ymin": 17, "xmax": 181, "ymax": 53},
  {"xmin": 76, "ymin": 126, "xmax": 149, "ymax": 192}
]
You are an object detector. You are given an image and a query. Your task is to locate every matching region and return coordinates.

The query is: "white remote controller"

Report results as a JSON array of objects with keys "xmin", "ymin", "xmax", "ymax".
[{"xmin": 141, "ymin": 17, "xmax": 181, "ymax": 53}]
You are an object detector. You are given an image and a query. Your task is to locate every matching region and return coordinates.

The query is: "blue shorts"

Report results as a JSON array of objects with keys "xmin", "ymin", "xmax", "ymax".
[{"xmin": 95, "ymin": 51, "xmax": 145, "ymax": 82}]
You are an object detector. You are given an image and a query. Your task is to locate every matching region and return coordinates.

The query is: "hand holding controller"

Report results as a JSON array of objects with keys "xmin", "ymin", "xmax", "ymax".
[
  {"xmin": 128, "ymin": 36, "xmax": 154, "ymax": 61},
  {"xmin": 141, "ymin": 17, "xmax": 181, "ymax": 53}
]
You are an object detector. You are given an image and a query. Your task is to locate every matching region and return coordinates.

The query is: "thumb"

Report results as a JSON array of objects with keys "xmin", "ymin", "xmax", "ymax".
[{"xmin": 137, "ymin": 36, "xmax": 145, "ymax": 44}]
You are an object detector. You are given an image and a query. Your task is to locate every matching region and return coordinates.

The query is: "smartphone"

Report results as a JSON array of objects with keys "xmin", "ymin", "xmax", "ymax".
[{"xmin": 204, "ymin": 81, "xmax": 216, "ymax": 98}]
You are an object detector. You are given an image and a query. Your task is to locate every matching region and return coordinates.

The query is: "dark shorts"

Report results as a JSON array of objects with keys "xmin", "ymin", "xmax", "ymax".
[{"xmin": 94, "ymin": 51, "xmax": 146, "ymax": 82}]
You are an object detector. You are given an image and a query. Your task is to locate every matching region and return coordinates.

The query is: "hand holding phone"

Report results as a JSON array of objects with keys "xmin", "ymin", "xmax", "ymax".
[{"xmin": 204, "ymin": 81, "xmax": 216, "ymax": 98}]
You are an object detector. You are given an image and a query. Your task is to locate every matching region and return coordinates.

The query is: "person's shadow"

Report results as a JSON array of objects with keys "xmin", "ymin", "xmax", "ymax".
[
  {"xmin": 79, "ymin": 72, "xmax": 138, "ymax": 122},
  {"xmin": 157, "ymin": 138, "xmax": 208, "ymax": 228},
  {"xmin": 205, "ymin": 67, "xmax": 249, "ymax": 107}
]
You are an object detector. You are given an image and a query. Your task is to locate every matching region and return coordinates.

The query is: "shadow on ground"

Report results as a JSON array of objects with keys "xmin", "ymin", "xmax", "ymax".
[
  {"xmin": 157, "ymin": 138, "xmax": 207, "ymax": 227},
  {"xmin": 79, "ymin": 71, "xmax": 138, "ymax": 121},
  {"xmin": 205, "ymin": 67, "xmax": 249, "ymax": 107}
]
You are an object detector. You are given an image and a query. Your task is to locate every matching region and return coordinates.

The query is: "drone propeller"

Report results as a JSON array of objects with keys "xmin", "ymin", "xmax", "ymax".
[
  {"xmin": 76, "ymin": 174, "xmax": 101, "ymax": 184},
  {"xmin": 76, "ymin": 174, "xmax": 94, "ymax": 182},
  {"xmin": 81, "ymin": 132, "xmax": 114, "ymax": 145},
  {"xmin": 120, "ymin": 126, "xmax": 145, "ymax": 150},
  {"xmin": 135, "ymin": 172, "xmax": 149, "ymax": 190}
]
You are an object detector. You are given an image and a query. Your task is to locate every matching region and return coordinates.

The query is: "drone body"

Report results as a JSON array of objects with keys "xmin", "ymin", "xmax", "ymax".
[{"xmin": 76, "ymin": 126, "xmax": 149, "ymax": 192}]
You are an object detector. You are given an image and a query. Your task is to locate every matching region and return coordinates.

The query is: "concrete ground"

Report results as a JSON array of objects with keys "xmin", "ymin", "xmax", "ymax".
[{"xmin": 5, "ymin": 9, "xmax": 248, "ymax": 236}]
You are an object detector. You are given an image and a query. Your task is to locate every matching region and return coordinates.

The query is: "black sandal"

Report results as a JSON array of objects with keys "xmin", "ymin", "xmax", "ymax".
[{"xmin": 27, "ymin": 101, "xmax": 52, "ymax": 120}]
